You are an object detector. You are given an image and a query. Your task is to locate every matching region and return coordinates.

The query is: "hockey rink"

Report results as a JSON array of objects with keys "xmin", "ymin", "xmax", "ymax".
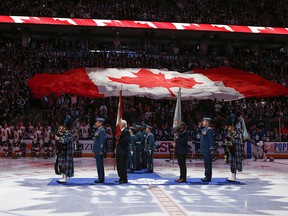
[{"xmin": 0, "ymin": 157, "xmax": 288, "ymax": 216}]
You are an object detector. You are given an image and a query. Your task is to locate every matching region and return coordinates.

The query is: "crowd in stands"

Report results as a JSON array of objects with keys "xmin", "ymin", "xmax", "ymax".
[
  {"xmin": 0, "ymin": 0, "xmax": 288, "ymax": 27},
  {"xmin": 0, "ymin": 36, "xmax": 287, "ymax": 144}
]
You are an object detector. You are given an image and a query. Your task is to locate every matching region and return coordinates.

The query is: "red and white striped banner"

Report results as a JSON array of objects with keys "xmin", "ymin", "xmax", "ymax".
[{"xmin": 0, "ymin": 15, "xmax": 288, "ymax": 35}]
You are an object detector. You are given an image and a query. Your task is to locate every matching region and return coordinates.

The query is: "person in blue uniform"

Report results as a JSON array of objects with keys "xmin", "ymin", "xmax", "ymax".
[
  {"xmin": 92, "ymin": 117, "xmax": 106, "ymax": 183},
  {"xmin": 116, "ymin": 120, "xmax": 130, "ymax": 184},
  {"xmin": 199, "ymin": 117, "xmax": 215, "ymax": 182},
  {"xmin": 134, "ymin": 125, "xmax": 143, "ymax": 170},
  {"xmin": 141, "ymin": 125, "xmax": 147, "ymax": 169},
  {"xmin": 174, "ymin": 122, "xmax": 189, "ymax": 183},
  {"xmin": 127, "ymin": 126, "xmax": 136, "ymax": 173},
  {"xmin": 145, "ymin": 125, "xmax": 155, "ymax": 173}
]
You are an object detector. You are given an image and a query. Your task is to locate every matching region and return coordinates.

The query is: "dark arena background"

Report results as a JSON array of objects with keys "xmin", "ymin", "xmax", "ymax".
[{"xmin": 0, "ymin": 1, "xmax": 287, "ymax": 216}]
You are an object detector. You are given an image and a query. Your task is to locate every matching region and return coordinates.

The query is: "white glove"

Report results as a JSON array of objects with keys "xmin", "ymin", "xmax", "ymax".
[{"xmin": 149, "ymin": 150, "xmax": 152, "ymax": 155}]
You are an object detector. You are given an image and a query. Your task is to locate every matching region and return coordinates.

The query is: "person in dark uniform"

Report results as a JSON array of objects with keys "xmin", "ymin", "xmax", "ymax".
[
  {"xmin": 199, "ymin": 117, "xmax": 215, "ymax": 182},
  {"xmin": 141, "ymin": 125, "xmax": 147, "ymax": 169},
  {"xmin": 174, "ymin": 122, "xmax": 189, "ymax": 183},
  {"xmin": 223, "ymin": 119, "xmax": 242, "ymax": 182},
  {"xmin": 55, "ymin": 116, "xmax": 74, "ymax": 183},
  {"xmin": 127, "ymin": 126, "xmax": 136, "ymax": 173},
  {"xmin": 145, "ymin": 125, "xmax": 155, "ymax": 173},
  {"xmin": 92, "ymin": 117, "xmax": 106, "ymax": 183},
  {"xmin": 134, "ymin": 125, "xmax": 142, "ymax": 170},
  {"xmin": 116, "ymin": 120, "xmax": 130, "ymax": 184}
]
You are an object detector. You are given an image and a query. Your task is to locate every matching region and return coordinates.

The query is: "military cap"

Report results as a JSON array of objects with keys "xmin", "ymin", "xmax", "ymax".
[
  {"xmin": 129, "ymin": 126, "xmax": 135, "ymax": 130},
  {"xmin": 96, "ymin": 117, "xmax": 105, "ymax": 123},
  {"xmin": 146, "ymin": 125, "xmax": 153, "ymax": 129},
  {"xmin": 202, "ymin": 117, "xmax": 212, "ymax": 122}
]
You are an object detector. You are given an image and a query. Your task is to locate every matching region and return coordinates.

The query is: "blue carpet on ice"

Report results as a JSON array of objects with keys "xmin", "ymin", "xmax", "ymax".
[{"xmin": 48, "ymin": 171, "xmax": 245, "ymax": 186}]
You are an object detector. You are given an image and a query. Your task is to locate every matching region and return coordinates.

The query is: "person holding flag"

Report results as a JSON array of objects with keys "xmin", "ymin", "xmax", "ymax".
[
  {"xmin": 172, "ymin": 88, "xmax": 189, "ymax": 183},
  {"xmin": 115, "ymin": 119, "xmax": 130, "ymax": 184}
]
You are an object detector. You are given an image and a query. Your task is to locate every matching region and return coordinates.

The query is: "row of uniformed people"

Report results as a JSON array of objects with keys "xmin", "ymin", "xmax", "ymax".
[
  {"xmin": 92, "ymin": 118, "xmax": 155, "ymax": 184},
  {"xmin": 127, "ymin": 124, "xmax": 155, "ymax": 173}
]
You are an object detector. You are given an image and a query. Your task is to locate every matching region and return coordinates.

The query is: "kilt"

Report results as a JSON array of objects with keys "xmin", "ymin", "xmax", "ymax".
[
  {"xmin": 227, "ymin": 136, "xmax": 242, "ymax": 172},
  {"xmin": 58, "ymin": 132, "xmax": 74, "ymax": 177}
]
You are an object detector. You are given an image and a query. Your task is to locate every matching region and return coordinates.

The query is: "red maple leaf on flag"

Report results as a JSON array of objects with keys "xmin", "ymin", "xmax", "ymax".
[{"xmin": 108, "ymin": 69, "xmax": 202, "ymax": 96}]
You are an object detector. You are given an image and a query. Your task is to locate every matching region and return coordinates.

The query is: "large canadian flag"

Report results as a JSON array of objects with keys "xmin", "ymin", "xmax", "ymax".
[{"xmin": 28, "ymin": 67, "xmax": 288, "ymax": 101}]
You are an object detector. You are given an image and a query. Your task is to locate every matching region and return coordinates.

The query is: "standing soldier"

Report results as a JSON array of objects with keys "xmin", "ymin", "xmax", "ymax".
[
  {"xmin": 92, "ymin": 118, "xmax": 106, "ymax": 183},
  {"xmin": 127, "ymin": 126, "xmax": 136, "ymax": 173},
  {"xmin": 141, "ymin": 125, "xmax": 147, "ymax": 169},
  {"xmin": 199, "ymin": 117, "xmax": 215, "ymax": 182},
  {"xmin": 145, "ymin": 125, "xmax": 155, "ymax": 173},
  {"xmin": 224, "ymin": 120, "xmax": 242, "ymax": 182},
  {"xmin": 174, "ymin": 122, "xmax": 189, "ymax": 183},
  {"xmin": 134, "ymin": 125, "xmax": 143, "ymax": 170}
]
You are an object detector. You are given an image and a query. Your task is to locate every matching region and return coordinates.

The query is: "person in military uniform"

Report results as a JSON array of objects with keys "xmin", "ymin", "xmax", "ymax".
[
  {"xmin": 55, "ymin": 115, "xmax": 74, "ymax": 183},
  {"xmin": 127, "ymin": 126, "xmax": 136, "ymax": 173},
  {"xmin": 145, "ymin": 125, "xmax": 155, "ymax": 173},
  {"xmin": 223, "ymin": 119, "xmax": 243, "ymax": 182},
  {"xmin": 92, "ymin": 117, "xmax": 106, "ymax": 183},
  {"xmin": 174, "ymin": 122, "xmax": 189, "ymax": 183},
  {"xmin": 116, "ymin": 120, "xmax": 130, "ymax": 184},
  {"xmin": 141, "ymin": 124, "xmax": 147, "ymax": 169},
  {"xmin": 199, "ymin": 117, "xmax": 215, "ymax": 182},
  {"xmin": 134, "ymin": 125, "xmax": 143, "ymax": 170}
]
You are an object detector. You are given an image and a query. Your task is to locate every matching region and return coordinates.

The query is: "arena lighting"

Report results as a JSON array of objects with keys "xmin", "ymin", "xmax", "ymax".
[{"xmin": 0, "ymin": 15, "xmax": 288, "ymax": 35}]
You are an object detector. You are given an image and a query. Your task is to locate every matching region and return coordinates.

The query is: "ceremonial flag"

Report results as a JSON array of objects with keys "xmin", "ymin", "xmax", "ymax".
[
  {"xmin": 28, "ymin": 67, "xmax": 288, "ymax": 101},
  {"xmin": 173, "ymin": 88, "xmax": 182, "ymax": 132},
  {"xmin": 115, "ymin": 87, "xmax": 123, "ymax": 138}
]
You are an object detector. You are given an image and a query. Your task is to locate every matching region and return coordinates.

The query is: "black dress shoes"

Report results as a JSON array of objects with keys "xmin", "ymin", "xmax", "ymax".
[
  {"xmin": 174, "ymin": 178, "xmax": 187, "ymax": 183},
  {"xmin": 94, "ymin": 179, "xmax": 104, "ymax": 183},
  {"xmin": 119, "ymin": 180, "xmax": 128, "ymax": 184},
  {"xmin": 201, "ymin": 178, "xmax": 211, "ymax": 182}
]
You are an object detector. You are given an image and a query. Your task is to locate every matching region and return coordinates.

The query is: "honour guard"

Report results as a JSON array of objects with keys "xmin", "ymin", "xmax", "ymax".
[
  {"xmin": 174, "ymin": 122, "xmax": 189, "ymax": 183},
  {"xmin": 92, "ymin": 117, "xmax": 106, "ymax": 183},
  {"xmin": 55, "ymin": 115, "xmax": 74, "ymax": 183},
  {"xmin": 134, "ymin": 125, "xmax": 143, "ymax": 170},
  {"xmin": 127, "ymin": 126, "xmax": 136, "ymax": 173},
  {"xmin": 223, "ymin": 119, "xmax": 243, "ymax": 182},
  {"xmin": 199, "ymin": 117, "xmax": 215, "ymax": 182},
  {"xmin": 145, "ymin": 125, "xmax": 155, "ymax": 173}
]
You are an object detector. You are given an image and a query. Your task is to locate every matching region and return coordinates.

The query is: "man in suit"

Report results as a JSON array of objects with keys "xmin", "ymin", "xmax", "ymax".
[
  {"xmin": 200, "ymin": 117, "xmax": 215, "ymax": 182},
  {"xmin": 116, "ymin": 120, "xmax": 130, "ymax": 184},
  {"xmin": 92, "ymin": 117, "xmax": 106, "ymax": 183},
  {"xmin": 174, "ymin": 122, "xmax": 189, "ymax": 183},
  {"xmin": 145, "ymin": 125, "xmax": 155, "ymax": 173}
]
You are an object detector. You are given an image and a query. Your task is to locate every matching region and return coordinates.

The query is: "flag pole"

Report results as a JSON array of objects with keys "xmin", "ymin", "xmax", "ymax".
[
  {"xmin": 172, "ymin": 87, "xmax": 182, "ymax": 166},
  {"xmin": 114, "ymin": 85, "xmax": 123, "ymax": 170}
]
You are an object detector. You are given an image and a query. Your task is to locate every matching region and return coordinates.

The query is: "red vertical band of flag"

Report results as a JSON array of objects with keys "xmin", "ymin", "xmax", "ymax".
[{"xmin": 115, "ymin": 87, "xmax": 123, "ymax": 138}]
